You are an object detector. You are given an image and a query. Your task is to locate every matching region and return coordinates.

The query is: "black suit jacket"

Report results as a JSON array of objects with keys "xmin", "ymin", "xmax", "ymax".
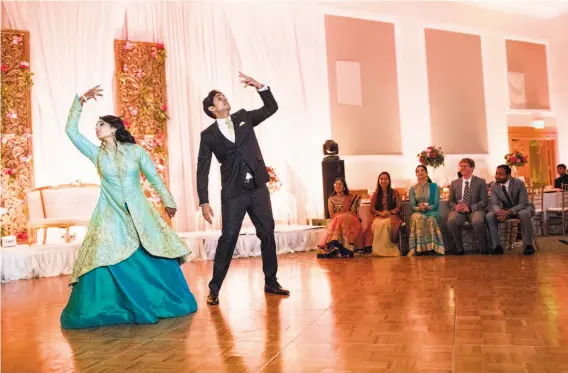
[{"xmin": 197, "ymin": 88, "xmax": 278, "ymax": 205}]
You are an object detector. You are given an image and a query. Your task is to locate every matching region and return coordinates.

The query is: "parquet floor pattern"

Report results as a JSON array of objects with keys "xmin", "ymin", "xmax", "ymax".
[{"xmin": 4, "ymin": 251, "xmax": 568, "ymax": 373}]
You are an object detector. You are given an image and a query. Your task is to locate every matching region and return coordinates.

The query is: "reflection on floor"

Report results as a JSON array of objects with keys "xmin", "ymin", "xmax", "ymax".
[{"xmin": 3, "ymin": 250, "xmax": 568, "ymax": 373}]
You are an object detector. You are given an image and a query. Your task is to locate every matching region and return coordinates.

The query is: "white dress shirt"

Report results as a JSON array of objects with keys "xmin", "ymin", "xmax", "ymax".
[{"xmin": 215, "ymin": 84, "xmax": 268, "ymax": 180}]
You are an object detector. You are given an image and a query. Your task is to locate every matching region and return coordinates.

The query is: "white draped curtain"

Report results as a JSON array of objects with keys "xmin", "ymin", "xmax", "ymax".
[{"xmin": 1, "ymin": 1, "xmax": 331, "ymax": 231}]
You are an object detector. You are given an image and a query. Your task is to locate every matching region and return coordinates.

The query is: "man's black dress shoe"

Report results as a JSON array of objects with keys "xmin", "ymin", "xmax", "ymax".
[
  {"xmin": 207, "ymin": 292, "xmax": 219, "ymax": 305},
  {"xmin": 523, "ymin": 245, "xmax": 535, "ymax": 255},
  {"xmin": 492, "ymin": 245, "xmax": 504, "ymax": 255},
  {"xmin": 264, "ymin": 282, "xmax": 290, "ymax": 295}
]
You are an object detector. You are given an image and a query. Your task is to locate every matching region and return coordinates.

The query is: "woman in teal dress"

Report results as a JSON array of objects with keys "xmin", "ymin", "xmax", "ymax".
[
  {"xmin": 408, "ymin": 165, "xmax": 445, "ymax": 256},
  {"xmin": 60, "ymin": 86, "xmax": 197, "ymax": 329}
]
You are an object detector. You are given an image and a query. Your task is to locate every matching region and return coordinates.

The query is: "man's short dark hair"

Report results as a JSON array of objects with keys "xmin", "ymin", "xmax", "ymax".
[
  {"xmin": 558, "ymin": 164, "xmax": 566, "ymax": 169},
  {"xmin": 202, "ymin": 90, "xmax": 220, "ymax": 119},
  {"xmin": 497, "ymin": 164, "xmax": 511, "ymax": 175},
  {"xmin": 459, "ymin": 158, "xmax": 475, "ymax": 169}
]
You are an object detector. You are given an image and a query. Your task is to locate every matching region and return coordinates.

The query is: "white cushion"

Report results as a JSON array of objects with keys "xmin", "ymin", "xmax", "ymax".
[{"xmin": 26, "ymin": 190, "xmax": 44, "ymax": 220}]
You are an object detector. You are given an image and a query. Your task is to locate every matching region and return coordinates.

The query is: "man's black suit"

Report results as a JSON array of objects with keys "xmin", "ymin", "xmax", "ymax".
[{"xmin": 197, "ymin": 88, "xmax": 279, "ymax": 294}]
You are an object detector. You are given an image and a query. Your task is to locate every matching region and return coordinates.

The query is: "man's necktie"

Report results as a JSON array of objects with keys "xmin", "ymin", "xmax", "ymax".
[
  {"xmin": 502, "ymin": 185, "xmax": 513, "ymax": 207},
  {"xmin": 463, "ymin": 181, "xmax": 470, "ymax": 206},
  {"xmin": 225, "ymin": 117, "xmax": 235, "ymax": 142}
]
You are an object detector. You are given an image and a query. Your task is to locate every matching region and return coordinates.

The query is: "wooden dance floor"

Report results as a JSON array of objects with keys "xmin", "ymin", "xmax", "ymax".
[{"xmin": 3, "ymin": 251, "xmax": 568, "ymax": 373}]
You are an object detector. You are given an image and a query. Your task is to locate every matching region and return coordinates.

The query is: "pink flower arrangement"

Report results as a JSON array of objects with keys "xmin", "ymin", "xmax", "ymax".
[
  {"xmin": 12, "ymin": 35, "xmax": 22, "ymax": 45},
  {"xmin": 266, "ymin": 166, "xmax": 282, "ymax": 194},
  {"xmin": 1, "ymin": 64, "xmax": 8, "ymax": 73},
  {"xmin": 128, "ymin": 105, "xmax": 138, "ymax": 116},
  {"xmin": 19, "ymin": 61, "xmax": 29, "ymax": 69},
  {"xmin": 124, "ymin": 41, "xmax": 135, "ymax": 50},
  {"xmin": 4, "ymin": 168, "xmax": 15, "ymax": 176},
  {"xmin": 136, "ymin": 69, "xmax": 144, "ymax": 78},
  {"xmin": 504, "ymin": 151, "xmax": 528, "ymax": 167},
  {"xmin": 6, "ymin": 111, "xmax": 18, "ymax": 120},
  {"xmin": 122, "ymin": 64, "xmax": 128, "ymax": 72},
  {"xmin": 417, "ymin": 145, "xmax": 445, "ymax": 168},
  {"xmin": 151, "ymin": 43, "xmax": 167, "ymax": 64}
]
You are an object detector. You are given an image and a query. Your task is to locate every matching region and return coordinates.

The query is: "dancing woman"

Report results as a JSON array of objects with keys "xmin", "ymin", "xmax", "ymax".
[{"xmin": 60, "ymin": 86, "xmax": 197, "ymax": 329}]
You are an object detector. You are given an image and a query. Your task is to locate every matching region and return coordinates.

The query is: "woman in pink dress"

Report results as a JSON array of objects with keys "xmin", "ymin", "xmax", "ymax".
[{"xmin": 317, "ymin": 177, "xmax": 363, "ymax": 258}]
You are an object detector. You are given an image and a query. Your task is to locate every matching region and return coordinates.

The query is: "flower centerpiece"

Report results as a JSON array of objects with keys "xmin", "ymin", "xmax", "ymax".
[
  {"xmin": 504, "ymin": 151, "xmax": 528, "ymax": 167},
  {"xmin": 266, "ymin": 166, "xmax": 282, "ymax": 194},
  {"xmin": 504, "ymin": 151, "xmax": 528, "ymax": 176},
  {"xmin": 417, "ymin": 146, "xmax": 445, "ymax": 168}
]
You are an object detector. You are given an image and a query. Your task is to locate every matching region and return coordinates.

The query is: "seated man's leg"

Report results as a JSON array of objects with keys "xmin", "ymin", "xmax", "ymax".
[
  {"xmin": 485, "ymin": 211, "xmax": 501, "ymax": 250},
  {"xmin": 469, "ymin": 210, "xmax": 488, "ymax": 252},
  {"xmin": 447, "ymin": 211, "xmax": 467, "ymax": 253},
  {"xmin": 517, "ymin": 208, "xmax": 534, "ymax": 249}
]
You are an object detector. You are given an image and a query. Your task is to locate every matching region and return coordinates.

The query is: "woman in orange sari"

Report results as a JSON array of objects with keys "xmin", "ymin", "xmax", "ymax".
[{"xmin": 317, "ymin": 178, "xmax": 363, "ymax": 258}]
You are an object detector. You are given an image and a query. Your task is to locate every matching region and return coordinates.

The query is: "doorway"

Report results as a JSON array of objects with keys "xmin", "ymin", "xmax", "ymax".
[{"xmin": 508, "ymin": 126, "xmax": 557, "ymax": 186}]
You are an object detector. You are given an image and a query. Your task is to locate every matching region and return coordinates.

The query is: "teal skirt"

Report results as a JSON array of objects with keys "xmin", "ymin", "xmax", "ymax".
[{"xmin": 61, "ymin": 246, "xmax": 198, "ymax": 329}]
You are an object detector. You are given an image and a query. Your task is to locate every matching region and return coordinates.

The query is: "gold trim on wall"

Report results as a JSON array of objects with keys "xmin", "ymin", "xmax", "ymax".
[
  {"xmin": 1, "ymin": 29, "xmax": 34, "ymax": 242},
  {"xmin": 113, "ymin": 39, "xmax": 171, "ymax": 226}
]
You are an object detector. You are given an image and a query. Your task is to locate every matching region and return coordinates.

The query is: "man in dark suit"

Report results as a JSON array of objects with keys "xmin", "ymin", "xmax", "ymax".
[
  {"xmin": 486, "ymin": 165, "xmax": 536, "ymax": 255},
  {"xmin": 555, "ymin": 163, "xmax": 568, "ymax": 189},
  {"xmin": 447, "ymin": 158, "xmax": 489, "ymax": 254},
  {"xmin": 197, "ymin": 72, "xmax": 289, "ymax": 305}
]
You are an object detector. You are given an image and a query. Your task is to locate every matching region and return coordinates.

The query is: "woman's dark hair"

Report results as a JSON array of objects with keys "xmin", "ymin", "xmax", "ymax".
[
  {"xmin": 331, "ymin": 177, "xmax": 349, "ymax": 195},
  {"xmin": 416, "ymin": 165, "xmax": 432, "ymax": 183},
  {"xmin": 100, "ymin": 115, "xmax": 136, "ymax": 144},
  {"xmin": 203, "ymin": 90, "xmax": 221, "ymax": 119},
  {"xmin": 375, "ymin": 172, "xmax": 396, "ymax": 211}
]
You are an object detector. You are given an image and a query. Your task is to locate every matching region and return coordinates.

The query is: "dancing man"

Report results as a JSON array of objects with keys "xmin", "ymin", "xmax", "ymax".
[{"xmin": 197, "ymin": 72, "xmax": 289, "ymax": 305}]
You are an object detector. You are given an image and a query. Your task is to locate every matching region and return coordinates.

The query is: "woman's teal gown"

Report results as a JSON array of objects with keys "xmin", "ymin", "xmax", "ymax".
[{"xmin": 60, "ymin": 95, "xmax": 197, "ymax": 329}]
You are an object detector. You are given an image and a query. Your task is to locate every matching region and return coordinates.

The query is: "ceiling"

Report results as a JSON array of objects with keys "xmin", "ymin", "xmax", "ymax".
[{"xmin": 457, "ymin": 0, "xmax": 568, "ymax": 19}]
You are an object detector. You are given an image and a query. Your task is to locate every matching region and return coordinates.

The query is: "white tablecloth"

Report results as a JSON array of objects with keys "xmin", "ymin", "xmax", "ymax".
[{"xmin": 543, "ymin": 192, "xmax": 563, "ymax": 234}]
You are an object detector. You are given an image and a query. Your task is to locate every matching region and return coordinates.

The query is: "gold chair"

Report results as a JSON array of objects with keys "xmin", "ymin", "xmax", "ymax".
[
  {"xmin": 528, "ymin": 185, "xmax": 545, "ymax": 235},
  {"xmin": 25, "ymin": 183, "xmax": 99, "ymax": 244},
  {"xmin": 547, "ymin": 184, "xmax": 568, "ymax": 235}
]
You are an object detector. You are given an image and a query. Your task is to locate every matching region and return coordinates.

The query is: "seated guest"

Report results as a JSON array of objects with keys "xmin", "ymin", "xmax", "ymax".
[
  {"xmin": 555, "ymin": 163, "xmax": 568, "ymax": 189},
  {"xmin": 408, "ymin": 165, "xmax": 445, "ymax": 256},
  {"xmin": 368, "ymin": 172, "xmax": 402, "ymax": 257},
  {"xmin": 317, "ymin": 177, "xmax": 363, "ymax": 258},
  {"xmin": 447, "ymin": 158, "xmax": 489, "ymax": 254},
  {"xmin": 486, "ymin": 165, "xmax": 535, "ymax": 255}
]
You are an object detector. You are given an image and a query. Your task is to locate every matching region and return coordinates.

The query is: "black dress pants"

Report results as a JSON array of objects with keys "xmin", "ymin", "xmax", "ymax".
[{"xmin": 208, "ymin": 182, "xmax": 278, "ymax": 294}]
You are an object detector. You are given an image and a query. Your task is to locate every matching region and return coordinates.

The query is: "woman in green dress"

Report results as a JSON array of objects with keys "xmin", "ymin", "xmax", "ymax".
[
  {"xmin": 407, "ymin": 165, "xmax": 445, "ymax": 256},
  {"xmin": 60, "ymin": 86, "xmax": 197, "ymax": 329}
]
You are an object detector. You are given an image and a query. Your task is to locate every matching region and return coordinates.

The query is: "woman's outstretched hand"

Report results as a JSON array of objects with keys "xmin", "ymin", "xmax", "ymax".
[{"xmin": 79, "ymin": 85, "xmax": 103, "ymax": 105}]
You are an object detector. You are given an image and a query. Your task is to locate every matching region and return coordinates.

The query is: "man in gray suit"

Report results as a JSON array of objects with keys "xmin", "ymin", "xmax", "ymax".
[
  {"xmin": 486, "ymin": 164, "xmax": 535, "ymax": 255},
  {"xmin": 447, "ymin": 158, "xmax": 489, "ymax": 254}
]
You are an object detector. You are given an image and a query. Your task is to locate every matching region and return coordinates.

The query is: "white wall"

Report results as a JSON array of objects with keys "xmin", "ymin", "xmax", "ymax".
[{"xmin": 316, "ymin": 1, "xmax": 561, "ymax": 190}]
